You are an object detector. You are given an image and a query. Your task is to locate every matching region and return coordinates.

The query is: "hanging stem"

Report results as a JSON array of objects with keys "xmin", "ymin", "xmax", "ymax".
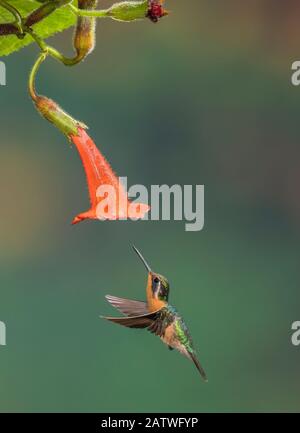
[
  {"xmin": 29, "ymin": 48, "xmax": 88, "ymax": 137},
  {"xmin": 28, "ymin": 28, "xmax": 87, "ymax": 67},
  {"xmin": 28, "ymin": 52, "xmax": 47, "ymax": 102}
]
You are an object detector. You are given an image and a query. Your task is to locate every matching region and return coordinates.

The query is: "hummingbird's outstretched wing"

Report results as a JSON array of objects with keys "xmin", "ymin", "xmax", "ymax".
[
  {"xmin": 105, "ymin": 295, "xmax": 148, "ymax": 317},
  {"xmin": 100, "ymin": 310, "xmax": 161, "ymax": 329},
  {"xmin": 101, "ymin": 307, "xmax": 172, "ymax": 338}
]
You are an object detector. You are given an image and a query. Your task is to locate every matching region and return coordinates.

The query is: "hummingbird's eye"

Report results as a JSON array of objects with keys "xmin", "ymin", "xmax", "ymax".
[{"xmin": 153, "ymin": 277, "xmax": 159, "ymax": 284}]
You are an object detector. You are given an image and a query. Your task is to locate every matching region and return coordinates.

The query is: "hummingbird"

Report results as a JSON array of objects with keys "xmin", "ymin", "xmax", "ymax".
[{"xmin": 101, "ymin": 246, "xmax": 207, "ymax": 381}]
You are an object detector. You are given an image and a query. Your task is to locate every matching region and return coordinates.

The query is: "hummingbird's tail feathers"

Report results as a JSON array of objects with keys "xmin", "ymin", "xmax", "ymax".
[
  {"xmin": 100, "ymin": 311, "xmax": 159, "ymax": 329},
  {"xmin": 189, "ymin": 352, "xmax": 208, "ymax": 382},
  {"xmin": 105, "ymin": 295, "xmax": 148, "ymax": 317}
]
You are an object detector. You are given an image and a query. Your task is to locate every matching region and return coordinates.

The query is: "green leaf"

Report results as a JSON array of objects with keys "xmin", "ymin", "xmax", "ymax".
[{"xmin": 0, "ymin": 1, "xmax": 77, "ymax": 57}]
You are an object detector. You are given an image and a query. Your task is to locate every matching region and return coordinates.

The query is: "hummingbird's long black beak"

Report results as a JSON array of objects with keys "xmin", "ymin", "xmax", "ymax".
[{"xmin": 132, "ymin": 245, "xmax": 152, "ymax": 273}]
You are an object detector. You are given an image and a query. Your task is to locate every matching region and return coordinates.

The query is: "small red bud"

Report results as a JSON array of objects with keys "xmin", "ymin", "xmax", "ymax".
[{"xmin": 146, "ymin": 0, "xmax": 168, "ymax": 23}]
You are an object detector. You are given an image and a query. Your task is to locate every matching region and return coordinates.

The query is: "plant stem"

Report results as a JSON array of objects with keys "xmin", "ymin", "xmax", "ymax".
[
  {"xmin": 69, "ymin": 1, "xmax": 150, "ymax": 23},
  {"xmin": 69, "ymin": 4, "xmax": 108, "ymax": 18},
  {"xmin": 28, "ymin": 28, "xmax": 86, "ymax": 66},
  {"xmin": 48, "ymin": 46, "xmax": 84, "ymax": 66},
  {"xmin": 28, "ymin": 52, "xmax": 47, "ymax": 102}
]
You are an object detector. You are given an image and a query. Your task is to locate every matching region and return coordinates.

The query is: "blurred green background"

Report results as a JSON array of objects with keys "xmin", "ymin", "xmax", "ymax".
[{"xmin": 1, "ymin": 0, "xmax": 300, "ymax": 413}]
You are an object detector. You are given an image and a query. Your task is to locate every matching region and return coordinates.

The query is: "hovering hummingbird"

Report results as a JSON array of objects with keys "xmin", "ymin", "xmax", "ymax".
[{"xmin": 101, "ymin": 246, "xmax": 207, "ymax": 381}]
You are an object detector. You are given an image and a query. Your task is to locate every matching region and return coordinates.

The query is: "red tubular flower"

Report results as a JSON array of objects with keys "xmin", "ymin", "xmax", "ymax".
[
  {"xmin": 33, "ymin": 96, "xmax": 149, "ymax": 225},
  {"xmin": 70, "ymin": 127, "xmax": 150, "ymax": 225}
]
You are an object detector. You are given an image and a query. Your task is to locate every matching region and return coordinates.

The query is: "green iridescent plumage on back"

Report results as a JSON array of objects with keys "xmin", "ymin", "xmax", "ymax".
[{"xmin": 174, "ymin": 314, "xmax": 194, "ymax": 353}]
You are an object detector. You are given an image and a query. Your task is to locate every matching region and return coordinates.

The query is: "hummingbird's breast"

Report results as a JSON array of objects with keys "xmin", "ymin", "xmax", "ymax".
[{"xmin": 161, "ymin": 323, "xmax": 188, "ymax": 356}]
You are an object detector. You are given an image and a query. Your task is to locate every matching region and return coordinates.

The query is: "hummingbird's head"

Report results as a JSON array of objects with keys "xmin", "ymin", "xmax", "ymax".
[
  {"xmin": 132, "ymin": 245, "xmax": 170, "ymax": 303},
  {"xmin": 151, "ymin": 273, "xmax": 170, "ymax": 302}
]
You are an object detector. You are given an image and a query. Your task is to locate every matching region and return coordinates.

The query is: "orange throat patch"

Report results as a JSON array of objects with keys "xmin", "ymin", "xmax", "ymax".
[{"xmin": 146, "ymin": 273, "xmax": 166, "ymax": 312}]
